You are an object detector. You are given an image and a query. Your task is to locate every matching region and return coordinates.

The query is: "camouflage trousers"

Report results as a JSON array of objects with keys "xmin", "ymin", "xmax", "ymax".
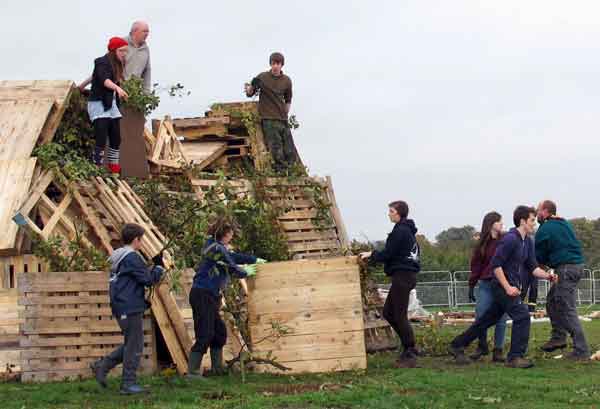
[{"xmin": 261, "ymin": 119, "xmax": 300, "ymax": 173}]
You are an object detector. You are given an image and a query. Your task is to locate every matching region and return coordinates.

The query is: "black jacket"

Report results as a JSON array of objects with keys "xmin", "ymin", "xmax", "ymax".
[
  {"xmin": 108, "ymin": 249, "xmax": 163, "ymax": 316},
  {"xmin": 89, "ymin": 54, "xmax": 119, "ymax": 111},
  {"xmin": 371, "ymin": 219, "xmax": 421, "ymax": 275}
]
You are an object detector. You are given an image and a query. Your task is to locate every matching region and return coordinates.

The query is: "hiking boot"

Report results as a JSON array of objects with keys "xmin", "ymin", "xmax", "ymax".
[
  {"xmin": 565, "ymin": 352, "xmax": 590, "ymax": 362},
  {"xmin": 469, "ymin": 346, "xmax": 490, "ymax": 361},
  {"xmin": 448, "ymin": 345, "xmax": 471, "ymax": 365},
  {"xmin": 120, "ymin": 384, "xmax": 147, "ymax": 395},
  {"xmin": 540, "ymin": 339, "xmax": 567, "ymax": 352},
  {"xmin": 186, "ymin": 351, "xmax": 205, "ymax": 380},
  {"xmin": 90, "ymin": 359, "xmax": 107, "ymax": 388},
  {"xmin": 492, "ymin": 348, "xmax": 505, "ymax": 363},
  {"xmin": 505, "ymin": 357, "xmax": 534, "ymax": 369}
]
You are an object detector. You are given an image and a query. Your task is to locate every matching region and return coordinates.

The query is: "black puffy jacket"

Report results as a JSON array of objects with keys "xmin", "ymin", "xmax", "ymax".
[{"xmin": 371, "ymin": 219, "xmax": 421, "ymax": 275}]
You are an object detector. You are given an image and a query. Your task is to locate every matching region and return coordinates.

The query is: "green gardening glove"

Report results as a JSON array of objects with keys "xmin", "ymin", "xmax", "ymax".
[
  {"xmin": 256, "ymin": 258, "xmax": 267, "ymax": 264},
  {"xmin": 243, "ymin": 264, "xmax": 257, "ymax": 277}
]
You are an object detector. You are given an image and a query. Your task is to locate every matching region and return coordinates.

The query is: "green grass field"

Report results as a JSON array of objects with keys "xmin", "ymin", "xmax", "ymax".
[{"xmin": 2, "ymin": 320, "xmax": 599, "ymax": 409}]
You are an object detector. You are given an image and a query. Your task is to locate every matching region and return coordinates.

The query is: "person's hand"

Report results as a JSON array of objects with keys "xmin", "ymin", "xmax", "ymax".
[
  {"xmin": 152, "ymin": 252, "xmax": 164, "ymax": 267},
  {"xmin": 116, "ymin": 86, "xmax": 129, "ymax": 100},
  {"xmin": 256, "ymin": 258, "xmax": 267, "ymax": 264},
  {"xmin": 359, "ymin": 251, "xmax": 372, "ymax": 260},
  {"xmin": 78, "ymin": 83, "xmax": 87, "ymax": 92},
  {"xmin": 468, "ymin": 286, "xmax": 476, "ymax": 303},
  {"xmin": 243, "ymin": 264, "xmax": 257, "ymax": 277},
  {"xmin": 505, "ymin": 286, "xmax": 521, "ymax": 297}
]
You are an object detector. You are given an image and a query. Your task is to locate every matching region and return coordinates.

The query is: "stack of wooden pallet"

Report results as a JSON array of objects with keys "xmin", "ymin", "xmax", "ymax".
[
  {"xmin": 12, "ymin": 171, "xmax": 194, "ymax": 378},
  {"xmin": 0, "ymin": 80, "xmax": 74, "ymax": 257},
  {"xmin": 18, "ymin": 271, "xmax": 156, "ymax": 382},
  {"xmin": 146, "ymin": 102, "xmax": 269, "ymax": 173}
]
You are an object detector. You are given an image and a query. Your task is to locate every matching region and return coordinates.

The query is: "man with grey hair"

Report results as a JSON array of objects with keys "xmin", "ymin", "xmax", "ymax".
[
  {"xmin": 79, "ymin": 20, "xmax": 152, "ymax": 91},
  {"xmin": 124, "ymin": 20, "xmax": 152, "ymax": 91}
]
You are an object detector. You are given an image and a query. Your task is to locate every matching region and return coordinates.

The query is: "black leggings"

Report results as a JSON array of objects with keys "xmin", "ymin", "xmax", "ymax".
[
  {"xmin": 189, "ymin": 288, "xmax": 227, "ymax": 355},
  {"xmin": 94, "ymin": 118, "xmax": 121, "ymax": 149},
  {"xmin": 383, "ymin": 272, "xmax": 417, "ymax": 351}
]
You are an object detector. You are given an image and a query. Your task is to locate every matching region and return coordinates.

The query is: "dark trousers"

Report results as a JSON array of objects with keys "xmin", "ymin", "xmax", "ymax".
[
  {"xmin": 523, "ymin": 276, "xmax": 538, "ymax": 304},
  {"xmin": 383, "ymin": 272, "xmax": 417, "ymax": 351},
  {"xmin": 100, "ymin": 312, "xmax": 144, "ymax": 386},
  {"xmin": 189, "ymin": 288, "xmax": 227, "ymax": 355},
  {"xmin": 93, "ymin": 118, "xmax": 121, "ymax": 165},
  {"xmin": 451, "ymin": 282, "xmax": 531, "ymax": 360},
  {"xmin": 261, "ymin": 119, "xmax": 300, "ymax": 172},
  {"xmin": 546, "ymin": 264, "xmax": 589, "ymax": 355}
]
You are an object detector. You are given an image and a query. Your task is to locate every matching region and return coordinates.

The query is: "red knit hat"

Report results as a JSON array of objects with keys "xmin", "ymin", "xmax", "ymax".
[{"xmin": 107, "ymin": 37, "xmax": 128, "ymax": 52}]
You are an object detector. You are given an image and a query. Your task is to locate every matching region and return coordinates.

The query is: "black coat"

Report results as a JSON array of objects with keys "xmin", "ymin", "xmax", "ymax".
[
  {"xmin": 89, "ymin": 54, "xmax": 119, "ymax": 111},
  {"xmin": 371, "ymin": 219, "xmax": 421, "ymax": 275}
]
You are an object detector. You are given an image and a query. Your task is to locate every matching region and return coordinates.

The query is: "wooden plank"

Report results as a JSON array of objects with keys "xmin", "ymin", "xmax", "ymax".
[
  {"xmin": 0, "ymin": 159, "xmax": 37, "ymax": 254},
  {"xmin": 0, "ymin": 100, "xmax": 54, "ymax": 160},
  {"xmin": 0, "ymin": 80, "xmax": 73, "ymax": 104},
  {"xmin": 325, "ymin": 176, "xmax": 349, "ymax": 248},
  {"xmin": 38, "ymin": 83, "xmax": 74, "ymax": 144},
  {"xmin": 180, "ymin": 141, "xmax": 227, "ymax": 169}
]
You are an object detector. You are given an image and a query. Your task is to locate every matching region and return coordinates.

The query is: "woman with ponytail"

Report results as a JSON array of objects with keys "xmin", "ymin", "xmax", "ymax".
[
  {"xmin": 86, "ymin": 36, "xmax": 129, "ymax": 174},
  {"xmin": 468, "ymin": 211, "xmax": 507, "ymax": 362}
]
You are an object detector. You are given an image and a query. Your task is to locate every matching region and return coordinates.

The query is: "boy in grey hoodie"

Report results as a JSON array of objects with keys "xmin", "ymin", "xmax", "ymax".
[{"xmin": 91, "ymin": 223, "xmax": 163, "ymax": 394}]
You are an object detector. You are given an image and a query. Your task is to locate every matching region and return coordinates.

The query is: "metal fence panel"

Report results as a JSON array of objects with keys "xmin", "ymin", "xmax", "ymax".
[{"xmin": 415, "ymin": 271, "xmax": 453, "ymax": 307}]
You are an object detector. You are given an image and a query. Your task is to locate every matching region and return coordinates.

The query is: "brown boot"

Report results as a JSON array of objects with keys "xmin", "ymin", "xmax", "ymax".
[
  {"xmin": 448, "ymin": 345, "xmax": 471, "ymax": 365},
  {"xmin": 492, "ymin": 348, "xmax": 505, "ymax": 363},
  {"xmin": 540, "ymin": 339, "xmax": 567, "ymax": 352},
  {"xmin": 505, "ymin": 357, "xmax": 534, "ymax": 368},
  {"xmin": 393, "ymin": 349, "xmax": 417, "ymax": 368}
]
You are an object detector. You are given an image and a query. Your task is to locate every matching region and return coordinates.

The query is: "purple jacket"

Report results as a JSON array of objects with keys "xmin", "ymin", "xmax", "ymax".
[{"xmin": 490, "ymin": 228, "xmax": 537, "ymax": 290}]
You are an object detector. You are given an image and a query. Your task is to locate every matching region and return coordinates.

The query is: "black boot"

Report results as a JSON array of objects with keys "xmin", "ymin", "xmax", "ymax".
[
  {"xmin": 186, "ymin": 351, "xmax": 205, "ymax": 379},
  {"xmin": 90, "ymin": 359, "xmax": 108, "ymax": 388},
  {"xmin": 448, "ymin": 345, "xmax": 471, "ymax": 365},
  {"xmin": 208, "ymin": 347, "xmax": 227, "ymax": 376}
]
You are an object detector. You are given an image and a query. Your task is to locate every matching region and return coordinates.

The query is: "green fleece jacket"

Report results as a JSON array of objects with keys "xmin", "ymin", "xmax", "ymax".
[{"xmin": 535, "ymin": 218, "xmax": 584, "ymax": 268}]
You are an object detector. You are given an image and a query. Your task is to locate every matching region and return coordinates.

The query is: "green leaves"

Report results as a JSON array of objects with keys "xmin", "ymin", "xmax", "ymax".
[
  {"xmin": 33, "ymin": 142, "xmax": 107, "ymax": 183},
  {"xmin": 121, "ymin": 76, "xmax": 160, "ymax": 116}
]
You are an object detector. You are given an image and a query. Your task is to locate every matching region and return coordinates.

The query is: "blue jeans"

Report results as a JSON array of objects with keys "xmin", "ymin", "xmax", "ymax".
[{"xmin": 476, "ymin": 280, "xmax": 507, "ymax": 349}]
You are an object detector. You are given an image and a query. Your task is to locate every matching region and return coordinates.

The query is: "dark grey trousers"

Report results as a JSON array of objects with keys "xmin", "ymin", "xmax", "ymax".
[
  {"xmin": 546, "ymin": 264, "xmax": 590, "ymax": 356},
  {"xmin": 100, "ymin": 312, "xmax": 144, "ymax": 386}
]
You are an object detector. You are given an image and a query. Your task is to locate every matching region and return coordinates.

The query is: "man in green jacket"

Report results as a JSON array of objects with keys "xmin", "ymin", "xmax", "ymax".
[{"xmin": 536, "ymin": 200, "xmax": 590, "ymax": 360}]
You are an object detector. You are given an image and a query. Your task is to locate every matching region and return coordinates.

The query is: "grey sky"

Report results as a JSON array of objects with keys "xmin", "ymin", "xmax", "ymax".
[{"xmin": 2, "ymin": 1, "xmax": 599, "ymax": 240}]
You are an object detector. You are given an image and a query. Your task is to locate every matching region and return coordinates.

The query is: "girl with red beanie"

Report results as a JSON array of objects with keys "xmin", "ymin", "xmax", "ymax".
[{"xmin": 87, "ymin": 37, "xmax": 129, "ymax": 174}]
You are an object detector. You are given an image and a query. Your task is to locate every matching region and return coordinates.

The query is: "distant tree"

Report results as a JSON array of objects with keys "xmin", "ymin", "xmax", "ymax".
[{"xmin": 568, "ymin": 218, "xmax": 600, "ymax": 268}]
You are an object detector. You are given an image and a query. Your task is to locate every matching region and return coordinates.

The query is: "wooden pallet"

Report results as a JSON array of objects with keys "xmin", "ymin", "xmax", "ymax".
[
  {"xmin": 14, "ymin": 173, "xmax": 193, "ymax": 375},
  {"xmin": 263, "ymin": 178, "xmax": 345, "ymax": 259},
  {"xmin": 148, "ymin": 117, "xmax": 190, "ymax": 169},
  {"xmin": 18, "ymin": 271, "xmax": 156, "ymax": 382},
  {"xmin": 247, "ymin": 257, "xmax": 366, "ymax": 373},
  {"xmin": 0, "ymin": 256, "xmax": 47, "ymax": 375}
]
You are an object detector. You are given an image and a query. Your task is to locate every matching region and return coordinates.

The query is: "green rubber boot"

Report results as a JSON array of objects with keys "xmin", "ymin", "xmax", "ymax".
[
  {"xmin": 186, "ymin": 351, "xmax": 205, "ymax": 379},
  {"xmin": 209, "ymin": 347, "xmax": 227, "ymax": 376}
]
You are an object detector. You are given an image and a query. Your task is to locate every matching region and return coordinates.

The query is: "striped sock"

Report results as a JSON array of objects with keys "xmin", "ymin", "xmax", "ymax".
[{"xmin": 106, "ymin": 148, "xmax": 120, "ymax": 165}]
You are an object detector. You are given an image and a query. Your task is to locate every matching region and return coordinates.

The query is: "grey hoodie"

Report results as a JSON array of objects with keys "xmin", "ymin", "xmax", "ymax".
[
  {"xmin": 125, "ymin": 35, "xmax": 152, "ymax": 91},
  {"xmin": 108, "ymin": 245, "xmax": 135, "ymax": 278}
]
